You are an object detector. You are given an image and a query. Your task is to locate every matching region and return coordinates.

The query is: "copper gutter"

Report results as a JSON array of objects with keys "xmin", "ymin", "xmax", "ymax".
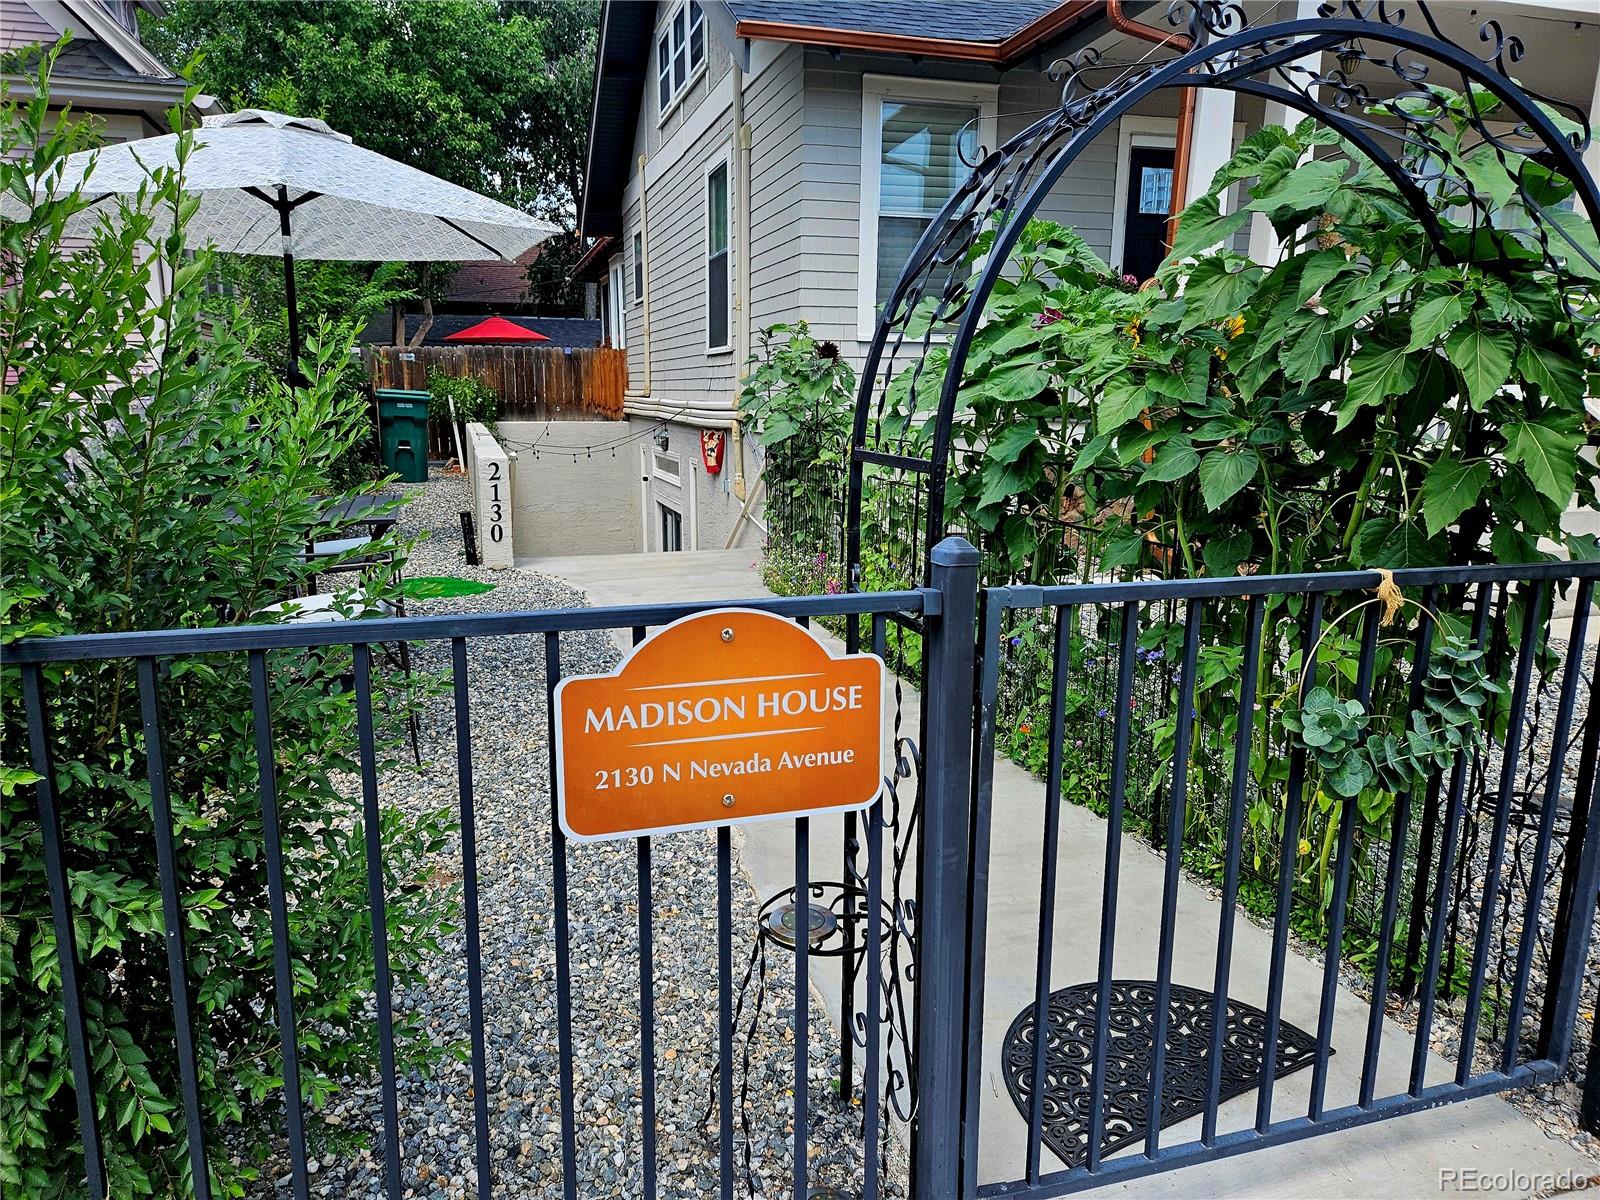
[
  {"xmin": 733, "ymin": 1, "xmax": 1098, "ymax": 66},
  {"xmin": 1105, "ymin": 0, "xmax": 1194, "ymax": 249}
]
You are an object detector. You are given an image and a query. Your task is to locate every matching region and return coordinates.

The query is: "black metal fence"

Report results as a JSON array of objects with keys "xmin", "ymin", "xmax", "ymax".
[
  {"xmin": 14, "ymin": 547, "xmax": 1600, "ymax": 1198},
  {"xmin": 13, "ymin": 589, "xmax": 927, "ymax": 1200},
  {"xmin": 945, "ymin": 554, "xmax": 1600, "ymax": 1197}
]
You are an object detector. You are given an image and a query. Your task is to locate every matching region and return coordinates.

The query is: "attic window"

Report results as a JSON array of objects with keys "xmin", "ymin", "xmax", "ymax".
[{"xmin": 657, "ymin": 2, "xmax": 706, "ymax": 118}]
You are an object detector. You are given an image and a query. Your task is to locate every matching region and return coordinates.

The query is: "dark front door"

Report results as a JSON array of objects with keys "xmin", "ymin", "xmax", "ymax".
[{"xmin": 1122, "ymin": 145, "xmax": 1176, "ymax": 281}]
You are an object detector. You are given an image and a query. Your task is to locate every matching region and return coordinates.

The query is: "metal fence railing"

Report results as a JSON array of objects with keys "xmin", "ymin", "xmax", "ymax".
[
  {"xmin": 15, "ymin": 548, "xmax": 1600, "ymax": 1198},
  {"xmin": 13, "ymin": 589, "xmax": 926, "ymax": 1200},
  {"xmin": 947, "ymin": 556, "xmax": 1600, "ymax": 1197}
]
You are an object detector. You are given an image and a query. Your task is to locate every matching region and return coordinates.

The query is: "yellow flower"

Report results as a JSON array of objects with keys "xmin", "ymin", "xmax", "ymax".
[
  {"xmin": 1123, "ymin": 318, "xmax": 1142, "ymax": 348},
  {"xmin": 1222, "ymin": 314, "xmax": 1246, "ymax": 340},
  {"xmin": 1213, "ymin": 346, "xmax": 1228, "ymax": 362},
  {"xmin": 1297, "ymin": 837, "xmax": 1312, "ymax": 857}
]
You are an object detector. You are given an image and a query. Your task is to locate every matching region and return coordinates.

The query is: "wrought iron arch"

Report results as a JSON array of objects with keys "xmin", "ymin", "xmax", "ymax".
[{"xmin": 844, "ymin": 0, "xmax": 1600, "ymax": 592}]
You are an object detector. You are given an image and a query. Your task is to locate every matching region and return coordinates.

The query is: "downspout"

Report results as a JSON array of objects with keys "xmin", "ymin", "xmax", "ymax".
[
  {"xmin": 1104, "ymin": 0, "xmax": 1193, "ymax": 248},
  {"xmin": 730, "ymin": 57, "xmax": 752, "ymax": 502},
  {"xmin": 626, "ymin": 152, "xmax": 653, "ymax": 400}
]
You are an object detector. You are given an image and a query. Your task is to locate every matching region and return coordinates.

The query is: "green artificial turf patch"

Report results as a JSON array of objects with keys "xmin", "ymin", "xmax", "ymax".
[{"xmin": 403, "ymin": 576, "xmax": 497, "ymax": 600}]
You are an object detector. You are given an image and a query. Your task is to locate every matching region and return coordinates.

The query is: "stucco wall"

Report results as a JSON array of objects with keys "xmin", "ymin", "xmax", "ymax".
[
  {"xmin": 502, "ymin": 420, "xmax": 644, "ymax": 559},
  {"xmin": 639, "ymin": 419, "xmax": 758, "ymax": 553}
]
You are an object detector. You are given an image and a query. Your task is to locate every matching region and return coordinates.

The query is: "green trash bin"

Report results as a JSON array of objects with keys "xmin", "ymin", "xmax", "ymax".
[{"xmin": 376, "ymin": 389, "xmax": 430, "ymax": 483}]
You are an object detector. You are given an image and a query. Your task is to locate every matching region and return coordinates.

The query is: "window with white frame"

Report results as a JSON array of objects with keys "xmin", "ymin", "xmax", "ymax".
[
  {"xmin": 656, "ymin": 1, "xmax": 705, "ymax": 117},
  {"xmin": 633, "ymin": 231, "xmax": 644, "ymax": 306},
  {"xmin": 706, "ymin": 157, "xmax": 731, "ymax": 352},
  {"xmin": 858, "ymin": 76, "xmax": 996, "ymax": 338},
  {"xmin": 607, "ymin": 258, "xmax": 627, "ymax": 350}
]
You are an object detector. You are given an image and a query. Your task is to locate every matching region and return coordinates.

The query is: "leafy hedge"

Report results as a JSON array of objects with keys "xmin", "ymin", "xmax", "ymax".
[{"xmin": 1, "ymin": 56, "xmax": 453, "ymax": 1197}]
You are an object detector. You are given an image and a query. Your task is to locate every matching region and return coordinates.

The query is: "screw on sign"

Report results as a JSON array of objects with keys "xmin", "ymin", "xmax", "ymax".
[{"xmin": 552, "ymin": 609, "xmax": 886, "ymax": 841}]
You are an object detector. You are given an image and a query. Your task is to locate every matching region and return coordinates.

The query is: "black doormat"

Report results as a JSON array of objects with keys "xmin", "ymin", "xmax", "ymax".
[{"xmin": 1000, "ymin": 980, "xmax": 1324, "ymax": 1169}]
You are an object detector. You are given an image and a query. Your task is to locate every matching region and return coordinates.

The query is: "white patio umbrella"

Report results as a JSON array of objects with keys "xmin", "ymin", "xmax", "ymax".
[{"xmin": 26, "ymin": 109, "xmax": 561, "ymax": 381}]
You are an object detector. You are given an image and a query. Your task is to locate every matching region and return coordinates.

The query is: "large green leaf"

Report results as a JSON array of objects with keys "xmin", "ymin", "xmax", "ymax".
[
  {"xmin": 1279, "ymin": 312, "xmax": 1336, "ymax": 384},
  {"xmin": 1140, "ymin": 435, "xmax": 1200, "ymax": 483},
  {"xmin": 985, "ymin": 422, "xmax": 1041, "ymax": 467},
  {"xmin": 985, "ymin": 358, "xmax": 1054, "ymax": 403},
  {"xmin": 1296, "ymin": 248, "xmax": 1353, "ymax": 305},
  {"xmin": 1420, "ymin": 457, "xmax": 1490, "ymax": 537},
  {"xmin": 1516, "ymin": 341, "xmax": 1586, "ymax": 407},
  {"xmin": 1337, "ymin": 341, "xmax": 1418, "ymax": 430},
  {"xmin": 1115, "ymin": 422, "xmax": 1172, "ymax": 465},
  {"xmin": 976, "ymin": 457, "xmax": 1036, "ymax": 508},
  {"xmin": 1503, "ymin": 420, "xmax": 1580, "ymax": 508},
  {"xmin": 1354, "ymin": 517, "xmax": 1447, "ymax": 568},
  {"xmin": 1096, "ymin": 384, "xmax": 1147, "ymax": 430},
  {"xmin": 1246, "ymin": 158, "xmax": 1348, "ymax": 217},
  {"xmin": 1101, "ymin": 524, "xmax": 1146, "ymax": 569},
  {"xmin": 1168, "ymin": 194, "xmax": 1248, "ymax": 262},
  {"xmin": 1405, "ymin": 290, "xmax": 1467, "ymax": 349},
  {"xmin": 1198, "ymin": 447, "xmax": 1260, "ymax": 510},
  {"xmin": 1201, "ymin": 528, "xmax": 1254, "ymax": 577},
  {"xmin": 1444, "ymin": 323, "xmax": 1513, "ymax": 408},
  {"xmin": 1183, "ymin": 254, "xmax": 1260, "ymax": 318}
]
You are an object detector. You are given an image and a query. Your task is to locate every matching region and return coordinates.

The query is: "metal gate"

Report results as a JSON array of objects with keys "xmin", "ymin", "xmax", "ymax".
[
  {"xmin": 915, "ymin": 543, "xmax": 1600, "ymax": 1197},
  {"xmin": 13, "ymin": 585, "xmax": 927, "ymax": 1200},
  {"xmin": 13, "ymin": 544, "xmax": 1600, "ymax": 1197}
]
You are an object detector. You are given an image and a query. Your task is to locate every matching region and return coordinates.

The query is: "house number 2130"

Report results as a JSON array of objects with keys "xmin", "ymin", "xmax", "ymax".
[{"xmin": 486, "ymin": 461, "xmax": 504, "ymax": 544}]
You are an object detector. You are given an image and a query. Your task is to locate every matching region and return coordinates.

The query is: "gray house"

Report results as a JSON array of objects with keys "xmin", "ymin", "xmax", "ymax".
[{"xmin": 575, "ymin": 0, "xmax": 1600, "ymax": 554}]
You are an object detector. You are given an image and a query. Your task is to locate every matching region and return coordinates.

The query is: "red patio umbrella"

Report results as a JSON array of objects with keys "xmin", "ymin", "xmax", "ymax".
[{"xmin": 443, "ymin": 315, "xmax": 550, "ymax": 343}]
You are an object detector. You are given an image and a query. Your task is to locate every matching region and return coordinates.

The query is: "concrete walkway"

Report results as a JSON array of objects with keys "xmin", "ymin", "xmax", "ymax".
[{"xmin": 523, "ymin": 548, "xmax": 1594, "ymax": 1199}]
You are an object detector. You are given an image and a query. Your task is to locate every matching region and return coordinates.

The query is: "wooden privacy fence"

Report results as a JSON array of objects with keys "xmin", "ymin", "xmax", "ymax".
[{"xmin": 366, "ymin": 345, "xmax": 627, "ymax": 455}]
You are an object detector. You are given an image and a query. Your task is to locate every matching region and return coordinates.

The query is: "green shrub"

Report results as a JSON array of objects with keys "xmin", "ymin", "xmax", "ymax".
[
  {"xmin": 741, "ymin": 322, "xmax": 855, "ymax": 569},
  {"xmin": 426, "ymin": 368, "xmax": 499, "ymax": 434},
  {"xmin": 1, "ymin": 55, "xmax": 454, "ymax": 1198}
]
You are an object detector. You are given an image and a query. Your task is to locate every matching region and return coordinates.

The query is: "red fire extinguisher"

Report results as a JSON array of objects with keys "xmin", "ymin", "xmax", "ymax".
[{"xmin": 701, "ymin": 429, "xmax": 725, "ymax": 475}]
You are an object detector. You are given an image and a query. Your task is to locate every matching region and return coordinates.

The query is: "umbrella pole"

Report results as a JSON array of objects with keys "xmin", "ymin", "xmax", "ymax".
[{"xmin": 275, "ymin": 185, "xmax": 305, "ymax": 388}]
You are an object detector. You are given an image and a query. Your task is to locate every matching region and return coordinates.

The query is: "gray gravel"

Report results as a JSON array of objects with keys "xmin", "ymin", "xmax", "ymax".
[{"xmin": 257, "ymin": 473, "xmax": 893, "ymax": 1198}]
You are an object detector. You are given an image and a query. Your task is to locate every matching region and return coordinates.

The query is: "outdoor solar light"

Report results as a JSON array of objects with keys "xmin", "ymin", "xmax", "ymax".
[{"xmin": 764, "ymin": 899, "xmax": 837, "ymax": 950}]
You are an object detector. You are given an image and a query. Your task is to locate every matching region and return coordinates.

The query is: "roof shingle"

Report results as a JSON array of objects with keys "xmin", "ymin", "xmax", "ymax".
[{"xmin": 725, "ymin": 1, "xmax": 1062, "ymax": 44}]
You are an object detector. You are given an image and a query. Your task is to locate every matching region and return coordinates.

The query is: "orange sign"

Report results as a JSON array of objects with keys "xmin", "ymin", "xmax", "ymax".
[{"xmin": 553, "ymin": 608, "xmax": 885, "ymax": 842}]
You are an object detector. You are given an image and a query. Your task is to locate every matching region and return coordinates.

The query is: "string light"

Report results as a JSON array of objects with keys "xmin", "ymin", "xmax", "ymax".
[{"xmin": 499, "ymin": 405, "xmax": 700, "ymax": 462}]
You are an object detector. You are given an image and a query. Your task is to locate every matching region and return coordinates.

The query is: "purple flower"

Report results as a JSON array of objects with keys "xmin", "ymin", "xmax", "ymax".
[
  {"xmin": 825, "ymin": 578, "xmax": 841, "ymax": 594},
  {"xmin": 1033, "ymin": 306, "xmax": 1066, "ymax": 329},
  {"xmin": 1010, "ymin": 635, "xmax": 1023, "ymax": 647},
  {"xmin": 814, "ymin": 550, "xmax": 829, "ymax": 567},
  {"xmin": 1096, "ymin": 706, "xmax": 1109, "ymax": 719}
]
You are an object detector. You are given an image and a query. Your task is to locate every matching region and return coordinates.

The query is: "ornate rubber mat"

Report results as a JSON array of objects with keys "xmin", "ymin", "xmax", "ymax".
[{"xmin": 1001, "ymin": 980, "xmax": 1324, "ymax": 1169}]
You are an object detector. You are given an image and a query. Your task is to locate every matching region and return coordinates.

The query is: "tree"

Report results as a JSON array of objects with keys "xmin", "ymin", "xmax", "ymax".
[{"xmin": 139, "ymin": 0, "xmax": 599, "ymax": 331}]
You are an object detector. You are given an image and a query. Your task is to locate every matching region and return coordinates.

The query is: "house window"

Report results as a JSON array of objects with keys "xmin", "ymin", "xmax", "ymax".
[
  {"xmin": 607, "ymin": 259, "xmax": 627, "ymax": 349},
  {"xmin": 706, "ymin": 158, "xmax": 731, "ymax": 352},
  {"xmin": 858, "ymin": 76, "xmax": 996, "ymax": 338},
  {"xmin": 656, "ymin": 1, "xmax": 706, "ymax": 118},
  {"xmin": 653, "ymin": 448, "xmax": 681, "ymax": 482},
  {"xmin": 633, "ymin": 232, "xmax": 644, "ymax": 306},
  {"xmin": 659, "ymin": 502, "xmax": 684, "ymax": 552}
]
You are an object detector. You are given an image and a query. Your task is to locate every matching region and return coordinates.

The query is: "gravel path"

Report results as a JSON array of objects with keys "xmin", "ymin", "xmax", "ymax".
[{"xmin": 261, "ymin": 474, "xmax": 891, "ymax": 1199}]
